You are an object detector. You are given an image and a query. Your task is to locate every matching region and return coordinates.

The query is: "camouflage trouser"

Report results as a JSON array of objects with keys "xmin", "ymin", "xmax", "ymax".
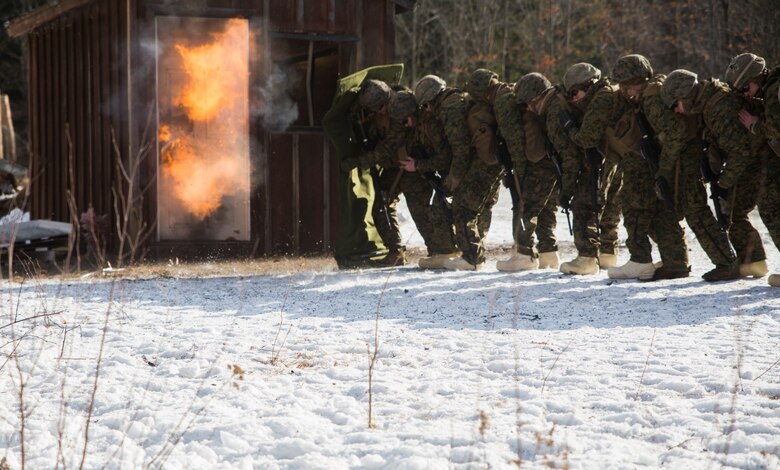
[
  {"xmin": 758, "ymin": 150, "xmax": 780, "ymax": 256},
  {"xmin": 451, "ymin": 160, "xmax": 503, "ymax": 265},
  {"xmin": 725, "ymin": 160, "xmax": 766, "ymax": 264},
  {"xmin": 403, "ymin": 172, "xmax": 458, "ymax": 255},
  {"xmin": 599, "ymin": 162, "xmax": 622, "ymax": 256},
  {"xmin": 372, "ymin": 167, "xmax": 403, "ymax": 251},
  {"xmin": 571, "ymin": 161, "xmax": 621, "ymax": 258},
  {"xmin": 676, "ymin": 151, "xmax": 736, "ymax": 267},
  {"xmin": 513, "ymin": 158, "xmax": 559, "ymax": 257},
  {"xmin": 621, "ymin": 153, "xmax": 688, "ymax": 269}
]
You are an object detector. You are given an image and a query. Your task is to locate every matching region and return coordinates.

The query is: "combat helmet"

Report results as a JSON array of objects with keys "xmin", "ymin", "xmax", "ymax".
[
  {"xmin": 725, "ymin": 53, "xmax": 767, "ymax": 89},
  {"xmin": 612, "ymin": 54, "xmax": 653, "ymax": 85},
  {"xmin": 660, "ymin": 69, "xmax": 698, "ymax": 108},
  {"xmin": 359, "ymin": 79, "xmax": 392, "ymax": 112},
  {"xmin": 514, "ymin": 73, "xmax": 552, "ymax": 104},
  {"xmin": 414, "ymin": 75, "xmax": 447, "ymax": 107},
  {"xmin": 388, "ymin": 90, "xmax": 417, "ymax": 124},
  {"xmin": 465, "ymin": 68, "xmax": 499, "ymax": 102},
  {"xmin": 563, "ymin": 63, "xmax": 601, "ymax": 91}
]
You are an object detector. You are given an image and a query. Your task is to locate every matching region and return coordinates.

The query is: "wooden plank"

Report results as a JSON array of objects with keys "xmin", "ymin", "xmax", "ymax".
[
  {"xmin": 297, "ymin": 133, "xmax": 325, "ymax": 253},
  {"xmin": 269, "ymin": 0, "xmax": 296, "ymax": 32},
  {"xmin": 58, "ymin": 19, "xmax": 68, "ymax": 221},
  {"xmin": 334, "ymin": 0, "xmax": 357, "ymax": 35},
  {"xmin": 267, "ymin": 134, "xmax": 294, "ymax": 253},
  {"xmin": 302, "ymin": 0, "xmax": 328, "ymax": 33},
  {"xmin": 28, "ymin": 35, "xmax": 40, "ymax": 216},
  {"xmin": 6, "ymin": 0, "xmax": 94, "ymax": 38},
  {"xmin": 98, "ymin": 0, "xmax": 110, "ymax": 220}
]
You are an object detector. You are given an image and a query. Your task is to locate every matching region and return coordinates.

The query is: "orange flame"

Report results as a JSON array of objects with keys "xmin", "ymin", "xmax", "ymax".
[{"xmin": 160, "ymin": 19, "xmax": 250, "ymax": 220}]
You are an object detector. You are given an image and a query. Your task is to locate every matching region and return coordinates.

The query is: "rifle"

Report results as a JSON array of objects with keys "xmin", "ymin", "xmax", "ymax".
[
  {"xmin": 496, "ymin": 135, "xmax": 526, "ymax": 232},
  {"xmin": 357, "ymin": 110, "xmax": 393, "ymax": 231},
  {"xmin": 410, "ymin": 144, "xmax": 451, "ymax": 213},
  {"xmin": 559, "ymin": 109, "xmax": 603, "ymax": 233},
  {"xmin": 699, "ymin": 147, "xmax": 730, "ymax": 231},
  {"xmin": 635, "ymin": 109, "xmax": 677, "ymax": 215},
  {"xmin": 543, "ymin": 137, "xmax": 571, "ymax": 235}
]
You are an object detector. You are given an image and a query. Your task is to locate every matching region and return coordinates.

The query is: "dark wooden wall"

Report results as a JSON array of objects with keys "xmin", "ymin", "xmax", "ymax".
[
  {"xmin": 26, "ymin": 0, "xmax": 130, "ymax": 225},
  {"xmin": 20, "ymin": 0, "xmax": 400, "ymax": 258}
]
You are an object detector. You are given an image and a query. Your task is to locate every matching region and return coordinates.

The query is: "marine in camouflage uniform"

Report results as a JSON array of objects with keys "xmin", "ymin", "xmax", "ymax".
[
  {"xmin": 617, "ymin": 61, "xmax": 738, "ymax": 282},
  {"xmin": 727, "ymin": 53, "xmax": 780, "ymax": 285},
  {"xmin": 496, "ymin": 72, "xmax": 561, "ymax": 271},
  {"xmin": 353, "ymin": 90, "xmax": 459, "ymax": 265},
  {"xmin": 662, "ymin": 69, "xmax": 768, "ymax": 279},
  {"xmin": 558, "ymin": 63, "xmax": 625, "ymax": 274},
  {"xmin": 438, "ymin": 69, "xmax": 504, "ymax": 270},
  {"xmin": 607, "ymin": 54, "xmax": 690, "ymax": 281},
  {"xmin": 349, "ymin": 79, "xmax": 406, "ymax": 266}
]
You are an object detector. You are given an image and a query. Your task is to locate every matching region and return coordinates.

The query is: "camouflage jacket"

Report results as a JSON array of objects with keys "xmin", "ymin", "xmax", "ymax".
[
  {"xmin": 491, "ymin": 83, "xmax": 526, "ymax": 168},
  {"xmin": 637, "ymin": 75, "xmax": 692, "ymax": 180},
  {"xmin": 752, "ymin": 65, "xmax": 780, "ymax": 142},
  {"xmin": 413, "ymin": 88, "xmax": 463, "ymax": 174},
  {"xmin": 691, "ymin": 79, "xmax": 757, "ymax": 189},
  {"xmin": 539, "ymin": 86, "xmax": 584, "ymax": 197},
  {"xmin": 416, "ymin": 88, "xmax": 473, "ymax": 187},
  {"xmin": 568, "ymin": 78, "xmax": 631, "ymax": 161}
]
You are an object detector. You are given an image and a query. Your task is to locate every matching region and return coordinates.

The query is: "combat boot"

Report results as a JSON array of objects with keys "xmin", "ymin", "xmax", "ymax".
[
  {"xmin": 702, "ymin": 263, "xmax": 740, "ymax": 282},
  {"xmin": 598, "ymin": 252, "xmax": 618, "ymax": 269},
  {"xmin": 496, "ymin": 253, "xmax": 538, "ymax": 272},
  {"xmin": 641, "ymin": 265, "xmax": 690, "ymax": 282},
  {"xmin": 538, "ymin": 252, "xmax": 560, "ymax": 269},
  {"xmin": 559, "ymin": 256, "xmax": 598, "ymax": 275},
  {"xmin": 418, "ymin": 252, "xmax": 460, "ymax": 269},
  {"xmin": 739, "ymin": 260, "xmax": 769, "ymax": 278},
  {"xmin": 442, "ymin": 256, "xmax": 481, "ymax": 271},
  {"xmin": 607, "ymin": 260, "xmax": 655, "ymax": 280},
  {"xmin": 374, "ymin": 248, "xmax": 407, "ymax": 267},
  {"xmin": 768, "ymin": 274, "xmax": 780, "ymax": 287}
]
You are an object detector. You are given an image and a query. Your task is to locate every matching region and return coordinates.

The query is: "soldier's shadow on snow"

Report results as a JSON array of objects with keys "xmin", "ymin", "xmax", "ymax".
[
  {"xmin": 281, "ymin": 266, "xmax": 780, "ymax": 331},
  {"xmin": 12, "ymin": 266, "xmax": 778, "ymax": 331}
]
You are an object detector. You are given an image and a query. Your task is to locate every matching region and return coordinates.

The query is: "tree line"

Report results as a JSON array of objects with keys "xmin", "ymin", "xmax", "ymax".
[{"xmin": 394, "ymin": 0, "xmax": 780, "ymax": 87}]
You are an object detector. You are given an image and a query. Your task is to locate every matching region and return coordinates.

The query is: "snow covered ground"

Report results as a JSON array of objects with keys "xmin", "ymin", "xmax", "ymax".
[{"xmin": 1, "ymin": 187, "xmax": 779, "ymax": 469}]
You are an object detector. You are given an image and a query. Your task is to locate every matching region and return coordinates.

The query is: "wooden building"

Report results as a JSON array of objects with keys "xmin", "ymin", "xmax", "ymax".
[{"xmin": 7, "ymin": 0, "xmax": 414, "ymax": 259}]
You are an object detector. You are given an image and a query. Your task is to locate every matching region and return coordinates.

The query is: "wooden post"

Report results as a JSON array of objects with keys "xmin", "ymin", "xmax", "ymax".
[{"xmin": 0, "ymin": 95, "xmax": 17, "ymax": 162}]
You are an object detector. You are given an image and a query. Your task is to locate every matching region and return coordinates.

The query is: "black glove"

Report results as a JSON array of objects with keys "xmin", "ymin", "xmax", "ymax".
[
  {"xmin": 559, "ymin": 193, "xmax": 573, "ymax": 211},
  {"xmin": 558, "ymin": 110, "xmax": 576, "ymax": 130}
]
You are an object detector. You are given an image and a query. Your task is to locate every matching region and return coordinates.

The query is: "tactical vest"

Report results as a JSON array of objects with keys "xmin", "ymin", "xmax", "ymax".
[
  {"xmin": 591, "ymin": 84, "xmax": 626, "ymax": 163},
  {"xmin": 467, "ymin": 99, "xmax": 499, "ymax": 165}
]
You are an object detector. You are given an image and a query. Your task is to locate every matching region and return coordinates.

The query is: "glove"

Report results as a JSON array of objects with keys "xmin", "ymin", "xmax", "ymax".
[
  {"xmin": 559, "ymin": 192, "xmax": 573, "ymax": 211},
  {"xmin": 558, "ymin": 110, "xmax": 576, "ymax": 130}
]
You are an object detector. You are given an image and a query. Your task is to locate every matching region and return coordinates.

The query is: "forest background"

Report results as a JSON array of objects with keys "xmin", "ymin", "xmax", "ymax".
[{"xmin": 1, "ymin": 0, "xmax": 779, "ymax": 161}]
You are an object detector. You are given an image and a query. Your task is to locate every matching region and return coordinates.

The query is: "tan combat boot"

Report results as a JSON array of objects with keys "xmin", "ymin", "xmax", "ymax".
[
  {"xmin": 538, "ymin": 252, "xmax": 560, "ymax": 269},
  {"xmin": 559, "ymin": 256, "xmax": 599, "ymax": 275},
  {"xmin": 418, "ymin": 252, "xmax": 460, "ymax": 269},
  {"xmin": 607, "ymin": 260, "xmax": 655, "ymax": 280},
  {"xmin": 598, "ymin": 252, "xmax": 618, "ymax": 269},
  {"xmin": 739, "ymin": 260, "xmax": 769, "ymax": 278},
  {"xmin": 768, "ymin": 274, "xmax": 780, "ymax": 287},
  {"xmin": 496, "ymin": 253, "xmax": 538, "ymax": 272},
  {"xmin": 442, "ymin": 256, "xmax": 480, "ymax": 271}
]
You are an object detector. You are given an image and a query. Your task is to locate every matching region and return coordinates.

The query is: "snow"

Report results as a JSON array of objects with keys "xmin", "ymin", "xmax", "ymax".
[{"xmin": 1, "ymin": 187, "xmax": 780, "ymax": 469}]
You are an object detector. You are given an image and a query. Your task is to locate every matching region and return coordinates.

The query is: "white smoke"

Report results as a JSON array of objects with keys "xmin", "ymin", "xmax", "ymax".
[{"xmin": 256, "ymin": 64, "xmax": 299, "ymax": 133}]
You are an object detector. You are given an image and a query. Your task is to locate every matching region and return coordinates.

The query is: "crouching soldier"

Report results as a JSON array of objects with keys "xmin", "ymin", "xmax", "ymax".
[
  {"xmin": 662, "ymin": 69, "xmax": 768, "ymax": 279},
  {"xmin": 727, "ymin": 53, "xmax": 780, "ymax": 286},
  {"xmin": 557, "ymin": 63, "xmax": 624, "ymax": 274},
  {"xmin": 607, "ymin": 54, "xmax": 690, "ymax": 280},
  {"xmin": 442, "ymin": 69, "xmax": 504, "ymax": 270},
  {"xmin": 496, "ymin": 72, "xmax": 561, "ymax": 271}
]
